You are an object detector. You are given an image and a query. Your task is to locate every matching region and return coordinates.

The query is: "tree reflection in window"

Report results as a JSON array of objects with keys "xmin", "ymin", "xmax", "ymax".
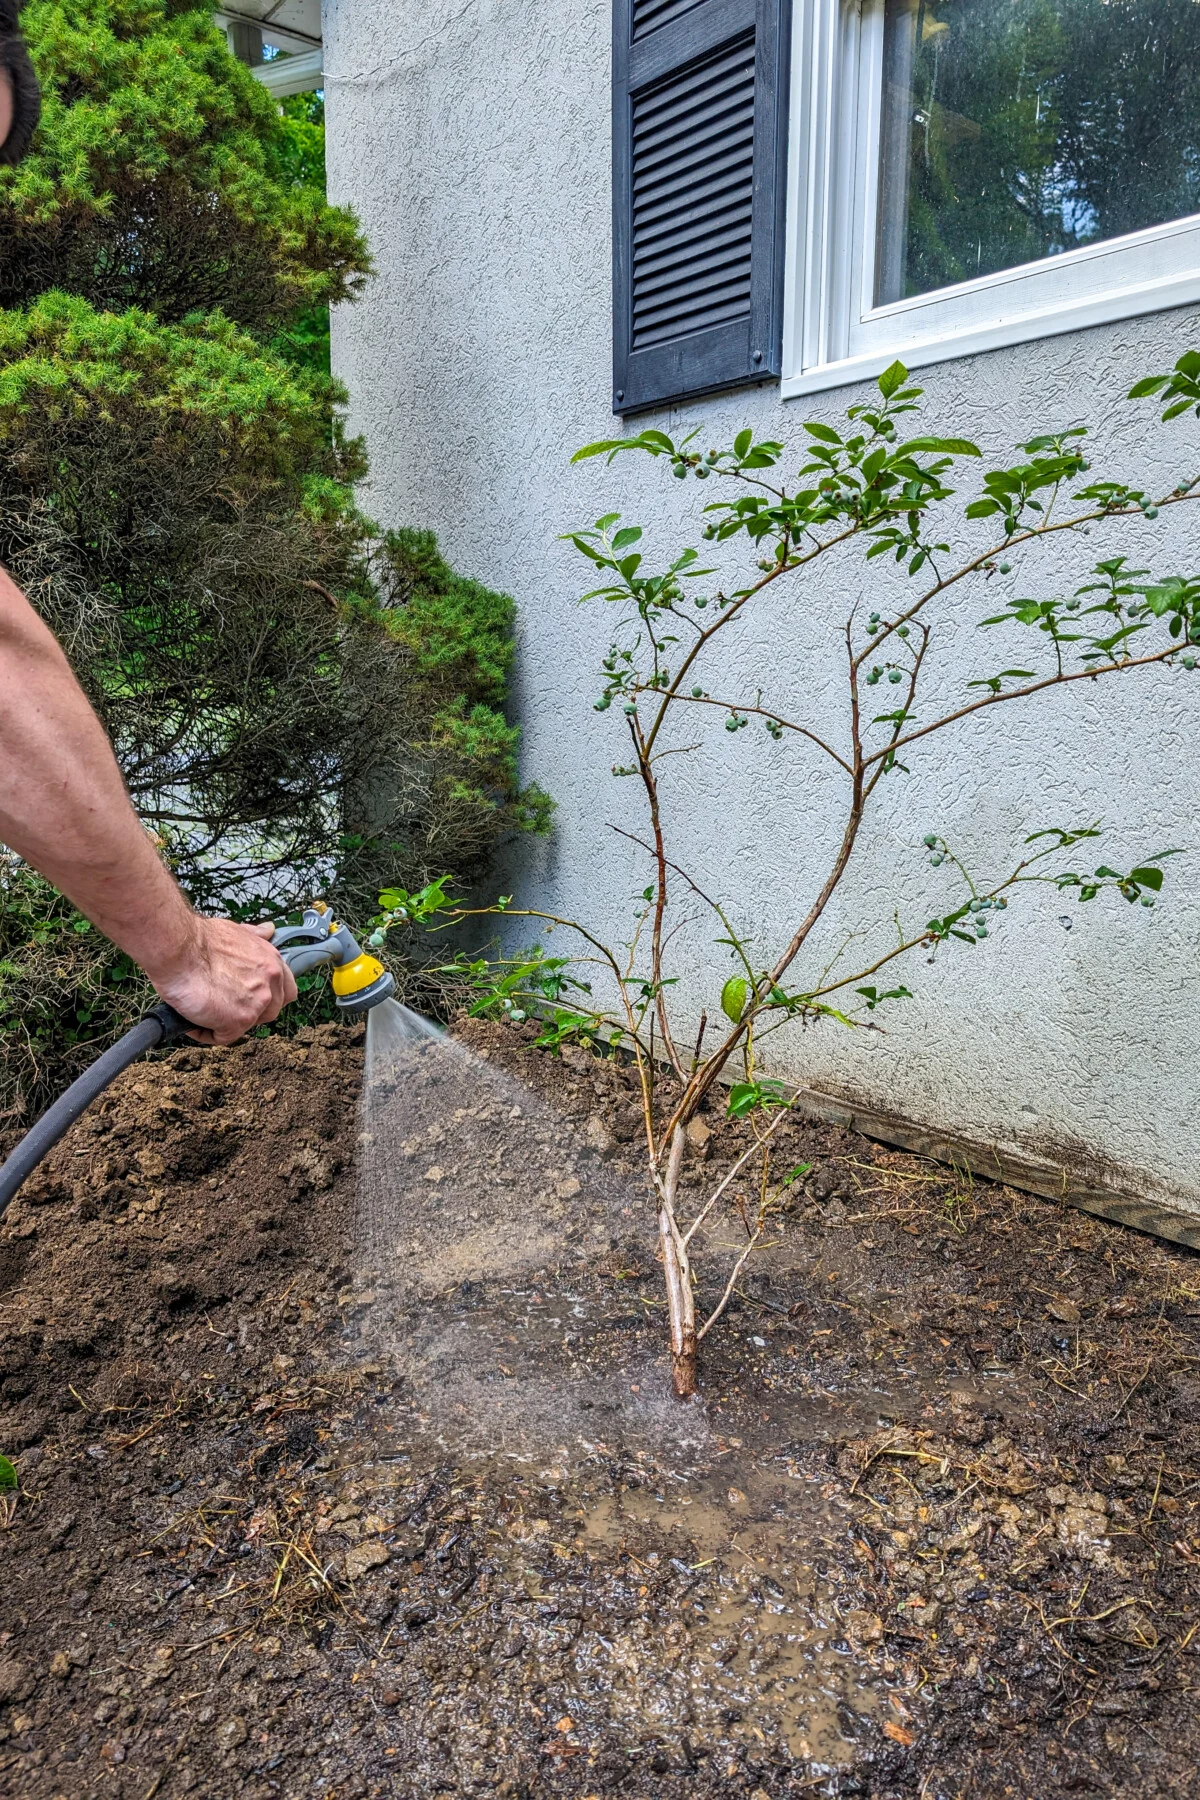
[{"xmin": 877, "ymin": 0, "xmax": 1200, "ymax": 305}]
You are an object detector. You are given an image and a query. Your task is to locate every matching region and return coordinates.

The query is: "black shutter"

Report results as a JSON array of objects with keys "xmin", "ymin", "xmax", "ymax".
[{"xmin": 613, "ymin": 0, "xmax": 792, "ymax": 415}]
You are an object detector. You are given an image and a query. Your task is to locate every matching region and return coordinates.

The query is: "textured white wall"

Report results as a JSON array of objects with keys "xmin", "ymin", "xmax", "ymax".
[{"xmin": 324, "ymin": 0, "xmax": 1200, "ymax": 1214}]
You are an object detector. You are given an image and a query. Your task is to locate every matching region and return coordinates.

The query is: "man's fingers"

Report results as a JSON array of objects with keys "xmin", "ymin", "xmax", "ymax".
[{"xmin": 152, "ymin": 914, "xmax": 299, "ymax": 1042}]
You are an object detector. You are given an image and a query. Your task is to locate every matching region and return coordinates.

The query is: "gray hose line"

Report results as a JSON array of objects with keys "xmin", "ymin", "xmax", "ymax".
[{"xmin": 0, "ymin": 1003, "xmax": 190, "ymax": 1222}]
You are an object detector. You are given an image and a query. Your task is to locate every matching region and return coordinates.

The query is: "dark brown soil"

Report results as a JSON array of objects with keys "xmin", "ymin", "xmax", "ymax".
[{"xmin": 2, "ymin": 1015, "xmax": 1199, "ymax": 1799}]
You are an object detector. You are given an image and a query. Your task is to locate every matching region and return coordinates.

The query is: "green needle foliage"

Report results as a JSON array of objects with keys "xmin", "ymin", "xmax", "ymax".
[
  {"xmin": 0, "ymin": 1, "xmax": 364, "ymax": 323},
  {"xmin": 0, "ymin": 2, "xmax": 547, "ymax": 1118}
]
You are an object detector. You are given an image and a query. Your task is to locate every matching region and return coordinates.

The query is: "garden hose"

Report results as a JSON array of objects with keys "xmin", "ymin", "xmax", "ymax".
[
  {"xmin": 0, "ymin": 1002, "xmax": 189, "ymax": 1221},
  {"xmin": 0, "ymin": 902, "xmax": 394, "ymax": 1221}
]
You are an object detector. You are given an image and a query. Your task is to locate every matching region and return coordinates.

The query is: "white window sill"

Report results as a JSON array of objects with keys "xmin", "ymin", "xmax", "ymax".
[{"xmin": 782, "ymin": 258, "xmax": 1200, "ymax": 398}]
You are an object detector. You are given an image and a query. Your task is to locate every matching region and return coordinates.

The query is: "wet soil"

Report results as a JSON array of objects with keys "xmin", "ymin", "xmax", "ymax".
[{"xmin": 1, "ymin": 1016, "xmax": 1200, "ymax": 1798}]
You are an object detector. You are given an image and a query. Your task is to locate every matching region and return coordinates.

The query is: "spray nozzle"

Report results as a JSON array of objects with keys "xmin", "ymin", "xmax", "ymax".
[{"xmin": 272, "ymin": 902, "xmax": 396, "ymax": 1013}]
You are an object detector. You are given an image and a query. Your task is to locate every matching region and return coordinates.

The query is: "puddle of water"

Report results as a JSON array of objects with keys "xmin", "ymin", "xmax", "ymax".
[{"xmin": 574, "ymin": 1462, "xmax": 881, "ymax": 1766}]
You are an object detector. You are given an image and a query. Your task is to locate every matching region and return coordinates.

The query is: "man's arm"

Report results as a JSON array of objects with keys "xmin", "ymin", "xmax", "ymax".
[{"xmin": 0, "ymin": 566, "xmax": 297, "ymax": 1043}]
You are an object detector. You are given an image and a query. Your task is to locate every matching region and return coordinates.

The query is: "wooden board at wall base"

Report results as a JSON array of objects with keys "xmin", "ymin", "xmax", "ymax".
[{"xmin": 794, "ymin": 1086, "xmax": 1200, "ymax": 1254}]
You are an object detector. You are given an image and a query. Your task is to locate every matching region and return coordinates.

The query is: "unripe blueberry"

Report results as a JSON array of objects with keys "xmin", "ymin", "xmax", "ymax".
[
  {"xmin": 1144, "ymin": 505, "xmax": 1159, "ymax": 518},
  {"xmin": 922, "ymin": 833, "xmax": 937, "ymax": 847},
  {"xmin": 623, "ymin": 702, "xmax": 637, "ymax": 715},
  {"xmin": 1183, "ymin": 655, "xmax": 1197, "ymax": 670},
  {"xmin": 725, "ymin": 717, "xmax": 738, "ymax": 732},
  {"xmin": 931, "ymin": 853, "xmax": 944, "ymax": 866},
  {"xmin": 998, "ymin": 561, "xmax": 1011, "ymax": 574},
  {"xmin": 888, "ymin": 669, "xmax": 903, "ymax": 684},
  {"xmin": 1142, "ymin": 896, "xmax": 1155, "ymax": 907}
]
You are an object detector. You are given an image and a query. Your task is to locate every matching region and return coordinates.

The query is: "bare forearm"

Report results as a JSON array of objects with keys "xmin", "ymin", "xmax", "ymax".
[{"xmin": 0, "ymin": 568, "xmax": 195, "ymax": 978}]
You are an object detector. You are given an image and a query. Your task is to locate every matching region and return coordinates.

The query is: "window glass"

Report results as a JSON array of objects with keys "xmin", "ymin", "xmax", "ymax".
[{"xmin": 876, "ymin": 0, "xmax": 1200, "ymax": 306}]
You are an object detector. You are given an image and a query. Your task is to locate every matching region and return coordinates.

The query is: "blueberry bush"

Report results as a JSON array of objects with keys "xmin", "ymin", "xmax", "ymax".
[{"xmin": 379, "ymin": 356, "xmax": 1200, "ymax": 1396}]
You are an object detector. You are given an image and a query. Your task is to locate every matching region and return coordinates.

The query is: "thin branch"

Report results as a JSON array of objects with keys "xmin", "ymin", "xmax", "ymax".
[
  {"xmin": 640, "ymin": 526, "xmax": 861, "ymax": 761},
  {"xmin": 851, "ymin": 483, "xmax": 1200, "ymax": 674},
  {"xmin": 634, "ymin": 714, "xmax": 687, "ymax": 1079},
  {"xmin": 697, "ymin": 1228, "xmax": 764, "ymax": 1342},
  {"xmin": 672, "ymin": 693, "xmax": 851, "ymax": 773},
  {"xmin": 682, "ymin": 1102, "xmax": 796, "ymax": 1249},
  {"xmin": 864, "ymin": 644, "xmax": 1177, "ymax": 766},
  {"xmin": 608, "ymin": 826, "xmax": 756, "ymax": 981}
]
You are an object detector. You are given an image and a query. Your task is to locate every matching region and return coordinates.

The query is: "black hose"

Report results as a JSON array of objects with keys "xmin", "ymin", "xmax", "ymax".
[{"xmin": 0, "ymin": 1003, "xmax": 191, "ymax": 1222}]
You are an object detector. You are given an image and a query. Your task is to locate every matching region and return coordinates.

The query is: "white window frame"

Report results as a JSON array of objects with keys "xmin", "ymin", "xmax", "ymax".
[{"xmin": 781, "ymin": 0, "xmax": 1200, "ymax": 398}]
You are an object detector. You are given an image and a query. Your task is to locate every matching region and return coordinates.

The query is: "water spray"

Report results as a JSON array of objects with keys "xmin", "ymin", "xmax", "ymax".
[{"xmin": 0, "ymin": 901, "xmax": 395, "ymax": 1220}]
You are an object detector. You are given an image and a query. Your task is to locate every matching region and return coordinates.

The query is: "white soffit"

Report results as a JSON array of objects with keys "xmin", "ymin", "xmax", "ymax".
[
  {"xmin": 255, "ymin": 48, "xmax": 324, "ymax": 96},
  {"xmin": 216, "ymin": 2, "xmax": 322, "ymax": 55}
]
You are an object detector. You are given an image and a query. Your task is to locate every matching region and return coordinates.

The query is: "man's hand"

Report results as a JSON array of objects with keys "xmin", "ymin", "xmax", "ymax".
[{"xmin": 144, "ymin": 918, "xmax": 299, "ymax": 1046}]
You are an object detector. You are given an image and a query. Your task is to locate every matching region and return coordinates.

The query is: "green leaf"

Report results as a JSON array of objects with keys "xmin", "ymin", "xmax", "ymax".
[
  {"xmin": 0, "ymin": 1456, "xmax": 15, "ymax": 1491},
  {"xmin": 571, "ymin": 438, "xmax": 630, "ymax": 462},
  {"xmin": 571, "ymin": 430, "xmax": 676, "ymax": 463},
  {"xmin": 720, "ymin": 976, "xmax": 748, "ymax": 1023},
  {"xmin": 878, "ymin": 360, "xmax": 908, "ymax": 399},
  {"xmin": 727, "ymin": 1079, "xmax": 788, "ymax": 1119},
  {"xmin": 804, "ymin": 421, "xmax": 841, "ymax": 444},
  {"xmin": 1129, "ymin": 865, "xmax": 1165, "ymax": 890},
  {"xmin": 733, "ymin": 428, "xmax": 753, "ymax": 459},
  {"xmin": 896, "ymin": 436, "xmax": 981, "ymax": 458},
  {"xmin": 856, "ymin": 984, "xmax": 914, "ymax": 1011}
]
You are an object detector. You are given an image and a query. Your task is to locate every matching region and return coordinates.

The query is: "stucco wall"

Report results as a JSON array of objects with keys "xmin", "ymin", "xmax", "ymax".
[{"xmin": 323, "ymin": 0, "xmax": 1200, "ymax": 1215}]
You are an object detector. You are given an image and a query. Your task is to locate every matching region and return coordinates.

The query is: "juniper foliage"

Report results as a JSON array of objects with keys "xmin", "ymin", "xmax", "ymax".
[{"xmin": 0, "ymin": 2, "xmax": 546, "ymax": 1117}]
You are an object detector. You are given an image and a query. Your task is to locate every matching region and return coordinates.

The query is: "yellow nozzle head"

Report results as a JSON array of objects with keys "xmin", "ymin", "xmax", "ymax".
[{"xmin": 331, "ymin": 951, "xmax": 395, "ymax": 1012}]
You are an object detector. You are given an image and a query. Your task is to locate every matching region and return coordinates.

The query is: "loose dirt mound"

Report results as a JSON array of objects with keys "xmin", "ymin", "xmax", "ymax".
[{"xmin": 1, "ymin": 1017, "xmax": 1199, "ymax": 1798}]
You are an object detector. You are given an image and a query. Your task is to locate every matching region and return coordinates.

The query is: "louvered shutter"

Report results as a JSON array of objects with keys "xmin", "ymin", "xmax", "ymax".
[{"xmin": 613, "ymin": 0, "xmax": 792, "ymax": 414}]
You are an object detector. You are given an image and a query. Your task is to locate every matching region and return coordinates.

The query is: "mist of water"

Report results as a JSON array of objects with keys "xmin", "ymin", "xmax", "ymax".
[
  {"xmin": 350, "ymin": 997, "xmax": 713, "ymax": 1459},
  {"xmin": 358, "ymin": 996, "xmax": 621, "ymax": 1305}
]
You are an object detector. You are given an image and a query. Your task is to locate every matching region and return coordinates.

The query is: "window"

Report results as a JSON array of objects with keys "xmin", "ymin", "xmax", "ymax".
[
  {"xmin": 784, "ymin": 0, "xmax": 1200, "ymax": 395},
  {"xmin": 612, "ymin": 0, "xmax": 793, "ymax": 414}
]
